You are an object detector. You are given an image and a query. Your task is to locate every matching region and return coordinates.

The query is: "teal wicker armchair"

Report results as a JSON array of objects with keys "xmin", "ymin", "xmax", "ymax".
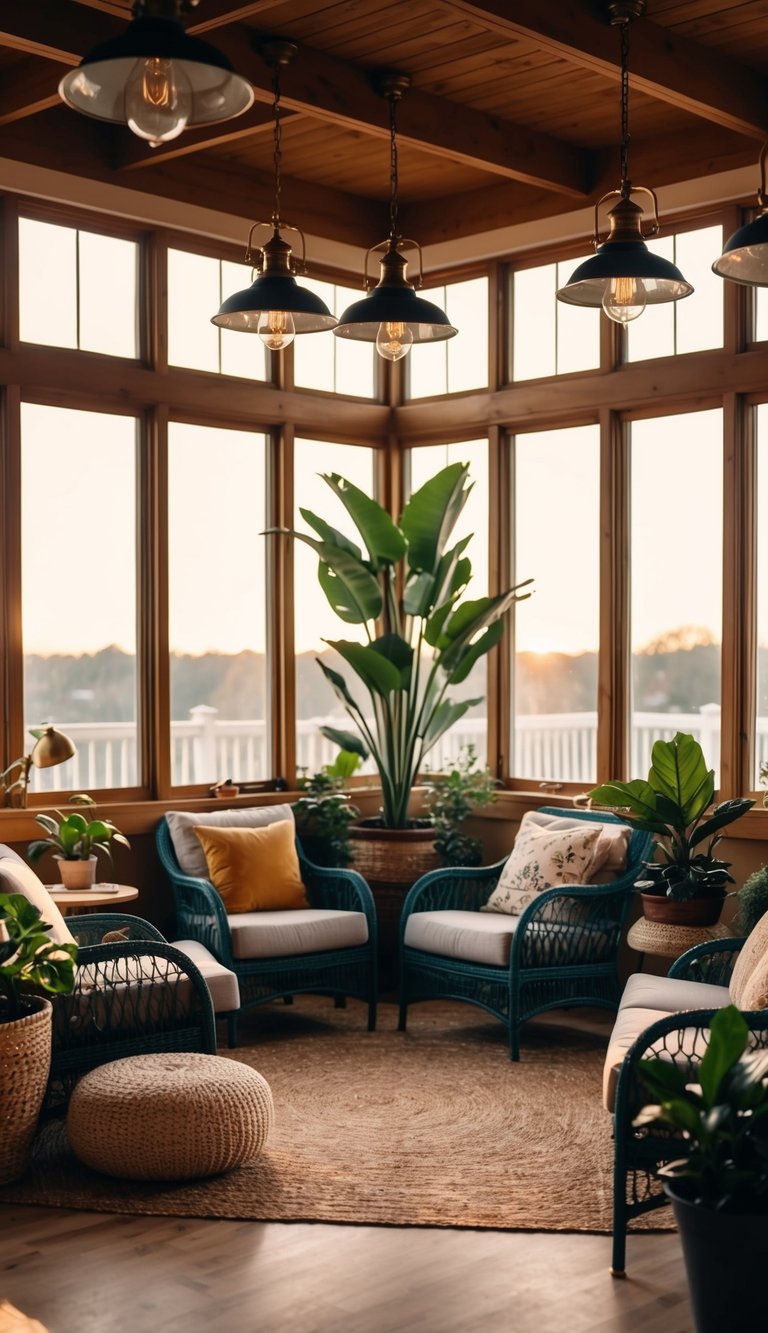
[
  {"xmin": 48, "ymin": 911, "xmax": 217, "ymax": 1115},
  {"xmin": 156, "ymin": 816, "xmax": 378, "ymax": 1045},
  {"xmin": 610, "ymin": 937, "xmax": 768, "ymax": 1275},
  {"xmin": 398, "ymin": 807, "xmax": 652, "ymax": 1060}
]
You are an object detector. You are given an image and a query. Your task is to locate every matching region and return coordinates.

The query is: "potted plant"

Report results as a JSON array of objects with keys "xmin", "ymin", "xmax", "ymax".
[
  {"xmin": 736, "ymin": 864, "xmax": 768, "ymax": 937},
  {"xmin": 422, "ymin": 744, "xmax": 499, "ymax": 867},
  {"xmin": 588, "ymin": 731, "xmax": 753, "ymax": 925},
  {"xmin": 0, "ymin": 892, "xmax": 77, "ymax": 1183},
  {"xmin": 293, "ymin": 740, "xmax": 366, "ymax": 868},
  {"xmin": 27, "ymin": 793, "xmax": 130, "ymax": 890},
  {"xmin": 270, "ymin": 460, "xmax": 530, "ymax": 839},
  {"xmin": 635, "ymin": 1004, "xmax": 768, "ymax": 1332}
]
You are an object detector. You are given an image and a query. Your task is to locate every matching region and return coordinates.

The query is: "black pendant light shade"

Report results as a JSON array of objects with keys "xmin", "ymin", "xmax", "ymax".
[
  {"xmin": 59, "ymin": 3, "xmax": 254, "ymax": 146},
  {"xmin": 713, "ymin": 145, "xmax": 768, "ymax": 286}
]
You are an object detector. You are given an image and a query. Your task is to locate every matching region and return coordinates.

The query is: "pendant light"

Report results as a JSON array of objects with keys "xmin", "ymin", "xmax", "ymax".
[
  {"xmin": 556, "ymin": 1, "xmax": 693, "ymax": 324},
  {"xmin": 211, "ymin": 40, "xmax": 336, "ymax": 351},
  {"xmin": 59, "ymin": 0, "xmax": 254, "ymax": 148},
  {"xmin": 713, "ymin": 143, "xmax": 768, "ymax": 286},
  {"xmin": 334, "ymin": 74, "xmax": 457, "ymax": 362}
]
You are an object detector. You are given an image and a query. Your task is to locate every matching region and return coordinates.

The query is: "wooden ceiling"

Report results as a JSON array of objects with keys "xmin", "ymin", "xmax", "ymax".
[{"xmin": 1, "ymin": 1, "xmax": 768, "ymax": 252}]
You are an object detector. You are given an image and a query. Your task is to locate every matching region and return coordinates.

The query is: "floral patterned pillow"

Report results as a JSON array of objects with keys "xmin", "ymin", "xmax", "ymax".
[{"xmin": 482, "ymin": 816, "xmax": 602, "ymax": 916}]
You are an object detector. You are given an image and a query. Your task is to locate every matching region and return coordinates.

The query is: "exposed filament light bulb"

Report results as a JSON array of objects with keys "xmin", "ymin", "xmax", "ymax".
[
  {"xmin": 375, "ymin": 321, "xmax": 413, "ymax": 362},
  {"xmin": 601, "ymin": 275, "xmax": 647, "ymax": 324},
  {"xmin": 125, "ymin": 56, "xmax": 192, "ymax": 147},
  {"xmin": 257, "ymin": 310, "xmax": 296, "ymax": 350}
]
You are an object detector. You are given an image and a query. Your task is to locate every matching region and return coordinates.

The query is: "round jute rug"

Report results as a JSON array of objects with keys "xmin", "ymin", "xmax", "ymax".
[{"xmin": 0, "ymin": 1000, "xmax": 674, "ymax": 1233}]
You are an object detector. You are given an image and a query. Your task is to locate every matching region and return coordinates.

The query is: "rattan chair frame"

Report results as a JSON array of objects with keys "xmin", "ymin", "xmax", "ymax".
[
  {"xmin": 397, "ymin": 808, "xmax": 653, "ymax": 1060},
  {"xmin": 156, "ymin": 818, "xmax": 378, "ymax": 1045}
]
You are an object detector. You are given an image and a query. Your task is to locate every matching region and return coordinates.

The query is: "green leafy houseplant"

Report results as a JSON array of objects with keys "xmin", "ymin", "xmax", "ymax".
[
  {"xmin": 27, "ymin": 794, "xmax": 130, "ymax": 869},
  {"xmin": 293, "ymin": 742, "xmax": 366, "ymax": 868},
  {"xmin": 269, "ymin": 462, "xmax": 532, "ymax": 829},
  {"xmin": 588, "ymin": 732, "xmax": 753, "ymax": 902},
  {"xmin": 736, "ymin": 865, "xmax": 768, "ymax": 937},
  {"xmin": 0, "ymin": 893, "xmax": 77, "ymax": 1023},
  {"xmin": 422, "ymin": 744, "xmax": 498, "ymax": 867}
]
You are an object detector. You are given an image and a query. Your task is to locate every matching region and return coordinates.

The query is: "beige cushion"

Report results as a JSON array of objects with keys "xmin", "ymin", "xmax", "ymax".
[
  {"xmin": 0, "ymin": 857, "xmax": 76, "ymax": 947},
  {"xmin": 228, "ymin": 909, "xmax": 368, "ymax": 960},
  {"xmin": 166, "ymin": 804, "xmax": 294, "ymax": 879},
  {"xmin": 404, "ymin": 910, "xmax": 518, "ymax": 967},
  {"xmin": 64, "ymin": 953, "xmax": 203, "ymax": 1035},
  {"xmin": 482, "ymin": 813, "xmax": 602, "ymax": 916},
  {"xmin": 736, "ymin": 956, "xmax": 768, "ymax": 1011},
  {"xmin": 170, "ymin": 939, "xmax": 241, "ymax": 1014},
  {"xmin": 730, "ymin": 911, "xmax": 768, "ymax": 1007},
  {"xmin": 603, "ymin": 975, "xmax": 731, "ymax": 1111},
  {"xmin": 523, "ymin": 811, "xmax": 631, "ymax": 884}
]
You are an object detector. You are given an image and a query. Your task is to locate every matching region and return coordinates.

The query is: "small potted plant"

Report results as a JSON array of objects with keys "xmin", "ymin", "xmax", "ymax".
[
  {"xmin": 0, "ymin": 892, "xmax": 77, "ymax": 1182},
  {"xmin": 588, "ymin": 731, "xmax": 753, "ymax": 925},
  {"xmin": 292, "ymin": 736, "xmax": 366, "ymax": 868},
  {"xmin": 27, "ymin": 793, "xmax": 130, "ymax": 890},
  {"xmin": 635, "ymin": 1004, "xmax": 768, "ymax": 1333},
  {"xmin": 422, "ymin": 744, "xmax": 498, "ymax": 867}
]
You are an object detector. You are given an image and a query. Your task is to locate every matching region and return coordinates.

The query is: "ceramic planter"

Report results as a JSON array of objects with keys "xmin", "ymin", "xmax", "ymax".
[
  {"xmin": 640, "ymin": 891, "xmax": 724, "ymax": 927},
  {"xmin": 666, "ymin": 1185, "xmax": 768, "ymax": 1332},
  {"xmin": 0, "ymin": 997, "xmax": 52, "ymax": 1184},
  {"xmin": 56, "ymin": 855, "xmax": 98, "ymax": 890}
]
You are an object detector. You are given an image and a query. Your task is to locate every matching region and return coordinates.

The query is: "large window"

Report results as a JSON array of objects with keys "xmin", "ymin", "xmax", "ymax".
[
  {"xmin": 168, "ymin": 423, "xmax": 268, "ymax": 787},
  {"xmin": 21, "ymin": 404, "xmax": 138, "ymax": 792},
  {"xmin": 510, "ymin": 426, "xmax": 600, "ymax": 782},
  {"xmin": 625, "ymin": 225, "xmax": 723, "ymax": 362},
  {"xmin": 294, "ymin": 279, "xmax": 375, "ymax": 397},
  {"xmin": 630, "ymin": 410, "xmax": 723, "ymax": 778},
  {"xmin": 511, "ymin": 260, "xmax": 600, "ymax": 381},
  {"xmin": 407, "ymin": 277, "xmax": 489, "ymax": 398},
  {"xmin": 168, "ymin": 248, "xmax": 268, "ymax": 380}
]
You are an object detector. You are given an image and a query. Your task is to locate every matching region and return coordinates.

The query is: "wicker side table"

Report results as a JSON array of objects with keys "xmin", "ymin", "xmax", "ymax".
[{"xmin": 627, "ymin": 916, "xmax": 731, "ymax": 967}]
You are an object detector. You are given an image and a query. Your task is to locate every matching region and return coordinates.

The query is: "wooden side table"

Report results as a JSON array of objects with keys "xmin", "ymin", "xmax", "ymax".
[
  {"xmin": 627, "ymin": 915, "xmax": 731, "ymax": 969},
  {"xmin": 47, "ymin": 884, "xmax": 139, "ymax": 916}
]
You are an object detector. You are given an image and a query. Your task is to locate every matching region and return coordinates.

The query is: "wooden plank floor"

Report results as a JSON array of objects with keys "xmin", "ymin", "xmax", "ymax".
[{"xmin": 0, "ymin": 1208, "xmax": 693, "ymax": 1332}]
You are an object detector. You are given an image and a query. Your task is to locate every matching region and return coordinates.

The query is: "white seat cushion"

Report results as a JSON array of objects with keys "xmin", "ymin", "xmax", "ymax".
[
  {"xmin": 228, "ymin": 909, "xmax": 369, "ymax": 960},
  {"xmin": 603, "ymin": 975, "xmax": 731, "ymax": 1112},
  {"xmin": 166, "ymin": 804, "xmax": 295, "ymax": 879},
  {"xmin": 404, "ymin": 910, "xmax": 518, "ymax": 967},
  {"xmin": 170, "ymin": 938, "xmax": 240, "ymax": 1014}
]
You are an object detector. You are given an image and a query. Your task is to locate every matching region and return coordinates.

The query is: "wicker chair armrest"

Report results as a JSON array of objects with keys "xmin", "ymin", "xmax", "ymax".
[
  {"xmin": 67, "ymin": 913, "xmax": 167, "ymax": 946},
  {"xmin": 298, "ymin": 853, "xmax": 378, "ymax": 938},
  {"xmin": 667, "ymin": 937, "xmax": 745, "ymax": 984},
  {"xmin": 400, "ymin": 862, "xmax": 506, "ymax": 920},
  {"xmin": 168, "ymin": 873, "xmax": 234, "ymax": 965},
  {"xmin": 512, "ymin": 881, "xmax": 631, "ymax": 970}
]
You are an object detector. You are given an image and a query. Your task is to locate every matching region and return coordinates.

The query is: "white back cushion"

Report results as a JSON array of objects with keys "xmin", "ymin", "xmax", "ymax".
[
  {"xmin": 0, "ymin": 856, "xmax": 77, "ymax": 946},
  {"xmin": 166, "ymin": 805, "xmax": 295, "ymax": 879}
]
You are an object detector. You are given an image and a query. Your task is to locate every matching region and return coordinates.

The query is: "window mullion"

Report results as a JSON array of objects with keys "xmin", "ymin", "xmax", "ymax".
[
  {"xmin": 598, "ymin": 408, "xmax": 630, "ymax": 782},
  {"xmin": 721, "ymin": 392, "xmax": 756, "ymax": 798}
]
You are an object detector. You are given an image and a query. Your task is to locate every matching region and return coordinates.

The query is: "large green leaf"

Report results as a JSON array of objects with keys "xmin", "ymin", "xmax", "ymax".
[
  {"xmin": 315, "ymin": 659, "xmax": 362, "ymax": 713},
  {"xmin": 317, "ymin": 560, "xmax": 382, "ymax": 624},
  {"xmin": 319, "ymin": 725, "xmax": 369, "ymax": 759},
  {"xmin": 399, "ymin": 462, "xmax": 471, "ymax": 574},
  {"xmin": 323, "ymin": 474, "xmax": 405, "ymax": 568},
  {"xmin": 325, "ymin": 639, "xmax": 403, "ymax": 697},
  {"xmin": 440, "ymin": 583, "xmax": 532, "ymax": 672},
  {"xmin": 445, "ymin": 620, "xmax": 505, "ymax": 684},
  {"xmin": 369, "ymin": 633, "xmax": 413, "ymax": 688},
  {"xmin": 699, "ymin": 1005, "xmax": 749, "ymax": 1109},
  {"xmin": 648, "ymin": 733, "xmax": 714, "ymax": 824},
  {"xmin": 299, "ymin": 508, "xmax": 365, "ymax": 563},
  {"xmin": 691, "ymin": 798, "xmax": 755, "ymax": 847},
  {"xmin": 421, "ymin": 697, "xmax": 482, "ymax": 751},
  {"xmin": 588, "ymin": 778, "xmax": 667, "ymax": 829},
  {"xmin": 402, "ymin": 571, "xmax": 435, "ymax": 617}
]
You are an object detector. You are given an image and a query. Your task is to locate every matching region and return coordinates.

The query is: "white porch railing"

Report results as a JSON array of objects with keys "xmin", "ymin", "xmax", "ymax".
[{"xmin": 26, "ymin": 701, "xmax": 768, "ymax": 793}]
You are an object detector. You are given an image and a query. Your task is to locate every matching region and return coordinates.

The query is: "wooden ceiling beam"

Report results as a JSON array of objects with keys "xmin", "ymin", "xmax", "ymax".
[
  {"xmin": 0, "ymin": 58, "xmax": 67, "ymax": 126},
  {"xmin": 115, "ymin": 103, "xmax": 289, "ymax": 170},
  {"xmin": 0, "ymin": 1, "xmax": 120, "ymax": 63},
  {"xmin": 441, "ymin": 1, "xmax": 768, "ymax": 140}
]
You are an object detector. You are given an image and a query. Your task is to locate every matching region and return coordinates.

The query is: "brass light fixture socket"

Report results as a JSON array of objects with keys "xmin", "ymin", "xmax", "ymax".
[
  {"xmin": 254, "ymin": 37, "xmax": 299, "ymax": 69},
  {"xmin": 372, "ymin": 71, "xmax": 411, "ymax": 101},
  {"xmin": 608, "ymin": 1, "xmax": 646, "ymax": 22}
]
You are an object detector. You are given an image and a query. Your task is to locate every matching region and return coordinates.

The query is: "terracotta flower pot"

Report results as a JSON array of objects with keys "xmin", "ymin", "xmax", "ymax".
[
  {"xmin": 640, "ymin": 891, "xmax": 724, "ymax": 927},
  {"xmin": 56, "ymin": 855, "xmax": 98, "ymax": 891},
  {"xmin": 0, "ymin": 997, "xmax": 52, "ymax": 1184}
]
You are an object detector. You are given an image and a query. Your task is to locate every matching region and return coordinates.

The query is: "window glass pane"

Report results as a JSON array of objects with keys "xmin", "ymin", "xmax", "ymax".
[
  {"xmin": 168, "ymin": 423, "xmax": 268, "ymax": 786},
  {"xmin": 219, "ymin": 259, "xmax": 268, "ymax": 381},
  {"xmin": 294, "ymin": 440, "xmax": 375, "ymax": 774},
  {"xmin": 511, "ymin": 260, "xmax": 600, "ymax": 381},
  {"xmin": 294, "ymin": 279, "xmax": 375, "ymax": 397},
  {"xmin": 626, "ymin": 226, "xmax": 723, "ymax": 362},
  {"xmin": 756, "ymin": 405, "xmax": 768, "ymax": 784},
  {"xmin": 511, "ymin": 426, "xmax": 600, "ymax": 781},
  {"xmin": 631, "ymin": 410, "xmax": 723, "ymax": 780},
  {"xmin": 78, "ymin": 231, "xmax": 138, "ymax": 358},
  {"xmin": 755, "ymin": 289, "xmax": 768, "ymax": 342},
  {"xmin": 408, "ymin": 440, "xmax": 489, "ymax": 768},
  {"xmin": 19, "ymin": 219, "xmax": 77, "ymax": 349},
  {"xmin": 168, "ymin": 249, "xmax": 220, "ymax": 372},
  {"xmin": 407, "ymin": 277, "xmax": 488, "ymax": 398},
  {"xmin": 21, "ymin": 404, "xmax": 138, "ymax": 792}
]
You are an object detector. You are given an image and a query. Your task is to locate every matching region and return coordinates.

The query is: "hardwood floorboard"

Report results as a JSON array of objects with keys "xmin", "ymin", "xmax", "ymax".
[{"xmin": 0, "ymin": 1208, "xmax": 693, "ymax": 1333}]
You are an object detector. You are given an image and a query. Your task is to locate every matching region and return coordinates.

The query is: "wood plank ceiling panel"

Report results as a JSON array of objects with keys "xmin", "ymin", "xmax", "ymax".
[{"xmin": 653, "ymin": 0, "xmax": 768, "ymax": 69}]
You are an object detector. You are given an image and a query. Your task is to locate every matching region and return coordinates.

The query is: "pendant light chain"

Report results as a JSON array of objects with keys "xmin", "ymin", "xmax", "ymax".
[
  {"xmin": 388, "ymin": 93, "xmax": 400, "ymax": 241},
  {"xmin": 619, "ymin": 18, "xmax": 630, "ymax": 195},
  {"xmin": 272, "ymin": 62, "xmax": 283, "ymax": 226}
]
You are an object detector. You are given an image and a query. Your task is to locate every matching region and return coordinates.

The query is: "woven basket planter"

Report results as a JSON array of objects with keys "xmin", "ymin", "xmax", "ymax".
[
  {"xmin": 0, "ymin": 997, "xmax": 52, "ymax": 1184},
  {"xmin": 349, "ymin": 822, "xmax": 440, "ymax": 985}
]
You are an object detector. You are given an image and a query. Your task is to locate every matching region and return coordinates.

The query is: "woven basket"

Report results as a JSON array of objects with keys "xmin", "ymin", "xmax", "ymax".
[
  {"xmin": 349, "ymin": 822, "xmax": 440, "ymax": 887},
  {"xmin": 0, "ymin": 998, "xmax": 52, "ymax": 1185}
]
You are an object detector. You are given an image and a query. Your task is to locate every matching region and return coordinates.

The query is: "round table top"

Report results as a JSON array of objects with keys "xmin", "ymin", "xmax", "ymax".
[
  {"xmin": 47, "ymin": 883, "xmax": 139, "ymax": 911},
  {"xmin": 627, "ymin": 914, "xmax": 731, "ymax": 959}
]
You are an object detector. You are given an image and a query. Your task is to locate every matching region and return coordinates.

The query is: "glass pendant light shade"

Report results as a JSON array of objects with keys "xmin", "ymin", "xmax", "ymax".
[
  {"xmin": 713, "ymin": 146, "xmax": 768, "ymax": 285},
  {"xmin": 59, "ymin": 7, "xmax": 254, "ymax": 145}
]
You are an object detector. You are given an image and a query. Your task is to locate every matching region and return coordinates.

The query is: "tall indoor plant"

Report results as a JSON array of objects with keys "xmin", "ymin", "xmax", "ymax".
[
  {"xmin": 588, "ymin": 732, "xmax": 753, "ymax": 924},
  {"xmin": 0, "ymin": 892, "xmax": 77, "ymax": 1182},
  {"xmin": 272, "ymin": 461, "xmax": 531, "ymax": 829}
]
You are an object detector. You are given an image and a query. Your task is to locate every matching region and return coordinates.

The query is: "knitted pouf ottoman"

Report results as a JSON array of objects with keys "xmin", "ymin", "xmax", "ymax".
[{"xmin": 67, "ymin": 1052, "xmax": 274, "ymax": 1181}]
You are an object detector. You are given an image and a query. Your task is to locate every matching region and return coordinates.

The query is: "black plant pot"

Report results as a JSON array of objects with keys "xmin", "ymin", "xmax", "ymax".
[{"xmin": 666, "ymin": 1185, "xmax": 768, "ymax": 1332}]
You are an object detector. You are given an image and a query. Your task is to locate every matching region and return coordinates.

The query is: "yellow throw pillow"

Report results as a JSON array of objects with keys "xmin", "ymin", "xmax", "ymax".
[{"xmin": 194, "ymin": 820, "xmax": 309, "ymax": 915}]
